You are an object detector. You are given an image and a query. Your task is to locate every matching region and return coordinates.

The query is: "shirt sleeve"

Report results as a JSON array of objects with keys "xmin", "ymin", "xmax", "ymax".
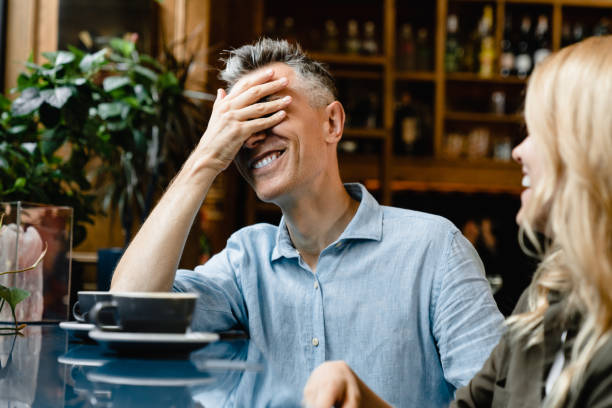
[
  {"xmin": 432, "ymin": 230, "xmax": 505, "ymax": 391},
  {"xmin": 451, "ymin": 336, "xmax": 506, "ymax": 407},
  {"xmin": 173, "ymin": 235, "xmax": 249, "ymax": 333}
]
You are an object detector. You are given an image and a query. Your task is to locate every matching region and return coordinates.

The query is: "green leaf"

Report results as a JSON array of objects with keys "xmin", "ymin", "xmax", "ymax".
[
  {"xmin": 11, "ymin": 88, "xmax": 45, "ymax": 116},
  {"xmin": 103, "ymin": 76, "xmax": 131, "ymax": 92},
  {"xmin": 106, "ymin": 119, "xmax": 128, "ymax": 131},
  {"xmin": 0, "ymin": 285, "xmax": 30, "ymax": 328},
  {"xmin": 133, "ymin": 65, "xmax": 158, "ymax": 82},
  {"xmin": 40, "ymin": 86, "xmax": 73, "ymax": 108},
  {"xmin": 0, "ymin": 287, "xmax": 30, "ymax": 309},
  {"xmin": 16, "ymin": 73, "xmax": 34, "ymax": 90},
  {"xmin": 7, "ymin": 125, "xmax": 28, "ymax": 134},
  {"xmin": 79, "ymin": 48, "xmax": 107, "ymax": 72},
  {"xmin": 97, "ymin": 102, "xmax": 123, "ymax": 119},
  {"xmin": 70, "ymin": 78, "xmax": 87, "ymax": 86},
  {"xmin": 137, "ymin": 54, "xmax": 163, "ymax": 70},
  {"xmin": 42, "ymin": 51, "xmax": 58, "ymax": 63},
  {"xmin": 55, "ymin": 51, "xmax": 75, "ymax": 66},
  {"xmin": 13, "ymin": 178, "xmax": 26, "ymax": 189},
  {"xmin": 110, "ymin": 38, "xmax": 135, "ymax": 57}
]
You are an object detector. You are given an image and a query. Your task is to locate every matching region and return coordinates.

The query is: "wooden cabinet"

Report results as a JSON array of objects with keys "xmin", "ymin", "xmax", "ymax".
[{"xmin": 244, "ymin": 0, "xmax": 612, "ymax": 223}]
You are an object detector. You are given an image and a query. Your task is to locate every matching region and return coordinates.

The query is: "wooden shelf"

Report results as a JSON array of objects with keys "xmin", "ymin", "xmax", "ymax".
[
  {"xmin": 333, "ymin": 70, "xmax": 383, "ymax": 80},
  {"xmin": 395, "ymin": 71, "xmax": 436, "ymax": 82},
  {"xmin": 343, "ymin": 128, "xmax": 388, "ymax": 139},
  {"xmin": 366, "ymin": 179, "xmax": 523, "ymax": 195},
  {"xmin": 307, "ymin": 52, "xmax": 386, "ymax": 66},
  {"xmin": 445, "ymin": 111, "xmax": 524, "ymax": 123},
  {"xmin": 560, "ymin": 0, "xmax": 612, "ymax": 7},
  {"xmin": 383, "ymin": 157, "xmax": 521, "ymax": 195},
  {"xmin": 446, "ymin": 72, "xmax": 527, "ymax": 84},
  {"xmin": 245, "ymin": 0, "xmax": 612, "ymax": 222}
]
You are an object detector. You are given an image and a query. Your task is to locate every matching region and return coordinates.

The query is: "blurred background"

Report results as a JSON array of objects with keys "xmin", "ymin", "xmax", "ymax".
[{"xmin": 1, "ymin": 0, "xmax": 611, "ymax": 315}]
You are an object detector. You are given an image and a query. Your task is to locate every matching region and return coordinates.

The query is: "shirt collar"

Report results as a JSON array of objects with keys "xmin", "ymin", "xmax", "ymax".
[{"xmin": 271, "ymin": 183, "xmax": 383, "ymax": 261}]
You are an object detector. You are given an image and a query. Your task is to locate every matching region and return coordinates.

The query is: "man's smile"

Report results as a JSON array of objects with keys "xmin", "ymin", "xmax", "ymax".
[{"xmin": 251, "ymin": 149, "xmax": 286, "ymax": 169}]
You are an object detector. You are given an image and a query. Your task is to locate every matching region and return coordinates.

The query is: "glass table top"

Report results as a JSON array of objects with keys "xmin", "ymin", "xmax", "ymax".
[{"xmin": 0, "ymin": 324, "xmax": 302, "ymax": 407}]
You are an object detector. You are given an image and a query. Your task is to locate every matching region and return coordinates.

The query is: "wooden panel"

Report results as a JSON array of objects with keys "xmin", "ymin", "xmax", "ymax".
[
  {"xmin": 389, "ymin": 157, "xmax": 522, "ymax": 194},
  {"xmin": 307, "ymin": 52, "xmax": 386, "ymax": 65},
  {"xmin": 5, "ymin": 0, "xmax": 36, "ymax": 91},
  {"xmin": 445, "ymin": 111, "xmax": 524, "ymax": 123},
  {"xmin": 343, "ymin": 128, "xmax": 388, "ymax": 139},
  {"xmin": 434, "ymin": 0, "xmax": 447, "ymax": 157},
  {"xmin": 36, "ymin": 0, "xmax": 58, "ymax": 60},
  {"xmin": 395, "ymin": 71, "xmax": 436, "ymax": 81},
  {"xmin": 446, "ymin": 72, "xmax": 526, "ymax": 84},
  {"xmin": 382, "ymin": 0, "xmax": 395, "ymax": 204}
]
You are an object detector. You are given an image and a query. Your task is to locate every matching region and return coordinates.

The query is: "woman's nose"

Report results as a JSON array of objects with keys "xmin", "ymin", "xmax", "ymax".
[{"xmin": 512, "ymin": 139, "xmax": 524, "ymax": 164}]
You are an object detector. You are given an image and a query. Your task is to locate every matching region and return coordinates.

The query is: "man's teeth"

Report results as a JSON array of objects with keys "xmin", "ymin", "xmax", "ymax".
[
  {"xmin": 522, "ymin": 175, "xmax": 531, "ymax": 188},
  {"xmin": 253, "ymin": 152, "xmax": 281, "ymax": 169}
]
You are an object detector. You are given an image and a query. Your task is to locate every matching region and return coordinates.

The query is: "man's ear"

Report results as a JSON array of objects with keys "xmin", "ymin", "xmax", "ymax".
[{"xmin": 324, "ymin": 101, "xmax": 345, "ymax": 144}]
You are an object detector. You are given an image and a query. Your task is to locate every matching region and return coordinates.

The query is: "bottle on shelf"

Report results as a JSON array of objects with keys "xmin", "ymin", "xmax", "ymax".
[
  {"xmin": 478, "ymin": 6, "xmax": 495, "ymax": 78},
  {"xmin": 573, "ymin": 22, "xmax": 585, "ymax": 44},
  {"xmin": 264, "ymin": 16, "xmax": 277, "ymax": 39},
  {"xmin": 281, "ymin": 17, "xmax": 297, "ymax": 44},
  {"xmin": 323, "ymin": 19, "xmax": 340, "ymax": 53},
  {"xmin": 445, "ymin": 14, "xmax": 461, "ymax": 73},
  {"xmin": 515, "ymin": 15, "xmax": 533, "ymax": 79},
  {"xmin": 500, "ymin": 15, "xmax": 515, "ymax": 76},
  {"xmin": 593, "ymin": 17, "xmax": 610, "ymax": 36},
  {"xmin": 561, "ymin": 21, "xmax": 572, "ymax": 47},
  {"xmin": 394, "ymin": 91, "xmax": 421, "ymax": 156},
  {"xmin": 397, "ymin": 23, "xmax": 416, "ymax": 71},
  {"xmin": 462, "ymin": 27, "xmax": 479, "ymax": 73},
  {"xmin": 345, "ymin": 20, "xmax": 361, "ymax": 54},
  {"xmin": 533, "ymin": 15, "xmax": 551, "ymax": 66},
  {"xmin": 416, "ymin": 28, "xmax": 431, "ymax": 71},
  {"xmin": 361, "ymin": 21, "xmax": 379, "ymax": 55},
  {"xmin": 366, "ymin": 92, "xmax": 381, "ymax": 129}
]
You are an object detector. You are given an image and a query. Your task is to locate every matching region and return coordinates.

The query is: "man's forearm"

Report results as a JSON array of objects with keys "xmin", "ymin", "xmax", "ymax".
[{"xmin": 110, "ymin": 156, "xmax": 218, "ymax": 292}]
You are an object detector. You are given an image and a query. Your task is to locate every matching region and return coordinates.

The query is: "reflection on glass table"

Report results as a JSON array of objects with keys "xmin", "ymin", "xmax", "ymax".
[{"xmin": 0, "ymin": 324, "xmax": 310, "ymax": 407}]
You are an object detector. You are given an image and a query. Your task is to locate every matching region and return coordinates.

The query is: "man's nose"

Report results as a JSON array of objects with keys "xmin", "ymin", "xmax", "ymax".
[{"xmin": 243, "ymin": 131, "xmax": 267, "ymax": 149}]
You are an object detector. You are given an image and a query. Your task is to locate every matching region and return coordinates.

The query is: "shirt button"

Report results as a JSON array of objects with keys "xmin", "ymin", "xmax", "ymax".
[
  {"xmin": 312, "ymin": 337, "xmax": 319, "ymax": 347},
  {"xmin": 335, "ymin": 242, "xmax": 342, "ymax": 249},
  {"xmin": 314, "ymin": 281, "xmax": 319, "ymax": 290}
]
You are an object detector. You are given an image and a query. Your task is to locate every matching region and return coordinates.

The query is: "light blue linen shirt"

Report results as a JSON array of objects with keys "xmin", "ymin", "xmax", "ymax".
[{"xmin": 174, "ymin": 183, "xmax": 504, "ymax": 407}]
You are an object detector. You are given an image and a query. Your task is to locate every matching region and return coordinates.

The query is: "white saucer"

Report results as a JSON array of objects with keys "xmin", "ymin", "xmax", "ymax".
[
  {"xmin": 58, "ymin": 345, "xmax": 112, "ymax": 367},
  {"xmin": 89, "ymin": 330, "xmax": 220, "ymax": 354},
  {"xmin": 87, "ymin": 360, "xmax": 216, "ymax": 386},
  {"xmin": 60, "ymin": 321, "xmax": 95, "ymax": 332}
]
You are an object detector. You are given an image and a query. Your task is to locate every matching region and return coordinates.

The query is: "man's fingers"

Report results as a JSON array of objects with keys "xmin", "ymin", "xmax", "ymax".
[
  {"xmin": 213, "ymin": 88, "xmax": 226, "ymax": 107},
  {"xmin": 243, "ymin": 110, "xmax": 286, "ymax": 134},
  {"xmin": 227, "ymin": 68, "xmax": 274, "ymax": 97},
  {"xmin": 229, "ymin": 77, "xmax": 289, "ymax": 110},
  {"xmin": 233, "ymin": 95, "xmax": 292, "ymax": 121}
]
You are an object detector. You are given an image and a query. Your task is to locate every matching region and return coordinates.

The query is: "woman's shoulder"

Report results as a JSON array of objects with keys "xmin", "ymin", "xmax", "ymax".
[{"xmin": 567, "ymin": 334, "xmax": 612, "ymax": 408}]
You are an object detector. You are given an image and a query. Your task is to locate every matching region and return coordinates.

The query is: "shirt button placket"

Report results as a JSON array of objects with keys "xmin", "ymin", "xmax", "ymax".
[{"xmin": 311, "ymin": 272, "xmax": 325, "ymax": 366}]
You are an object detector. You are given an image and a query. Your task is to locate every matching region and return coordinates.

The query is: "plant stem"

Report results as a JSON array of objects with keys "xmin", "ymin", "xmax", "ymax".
[{"xmin": 0, "ymin": 244, "xmax": 47, "ymax": 276}]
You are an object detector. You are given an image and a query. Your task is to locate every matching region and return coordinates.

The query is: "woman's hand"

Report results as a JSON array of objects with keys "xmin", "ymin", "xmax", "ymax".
[{"xmin": 303, "ymin": 361, "xmax": 392, "ymax": 408}]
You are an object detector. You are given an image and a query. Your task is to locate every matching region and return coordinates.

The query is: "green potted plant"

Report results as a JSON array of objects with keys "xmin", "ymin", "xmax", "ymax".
[
  {"xmin": 0, "ymin": 35, "xmax": 211, "ymax": 313},
  {"xmin": 2, "ymin": 36, "xmax": 211, "ymax": 245}
]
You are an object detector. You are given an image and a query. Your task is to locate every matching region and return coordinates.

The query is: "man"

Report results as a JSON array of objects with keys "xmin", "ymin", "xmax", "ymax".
[{"xmin": 111, "ymin": 38, "xmax": 504, "ymax": 407}]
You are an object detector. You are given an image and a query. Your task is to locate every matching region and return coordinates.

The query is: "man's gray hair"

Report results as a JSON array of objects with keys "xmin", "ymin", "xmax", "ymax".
[{"xmin": 220, "ymin": 38, "xmax": 338, "ymax": 107}]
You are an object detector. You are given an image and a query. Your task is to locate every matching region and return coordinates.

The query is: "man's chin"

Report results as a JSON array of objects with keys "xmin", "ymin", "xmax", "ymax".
[{"xmin": 252, "ymin": 181, "xmax": 286, "ymax": 204}]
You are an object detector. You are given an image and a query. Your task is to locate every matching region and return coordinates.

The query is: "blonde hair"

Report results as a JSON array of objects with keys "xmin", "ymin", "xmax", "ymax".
[{"xmin": 508, "ymin": 35, "xmax": 612, "ymax": 407}]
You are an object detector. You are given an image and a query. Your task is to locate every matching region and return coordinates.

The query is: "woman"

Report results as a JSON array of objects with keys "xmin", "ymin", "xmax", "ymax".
[{"xmin": 302, "ymin": 35, "xmax": 612, "ymax": 408}]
